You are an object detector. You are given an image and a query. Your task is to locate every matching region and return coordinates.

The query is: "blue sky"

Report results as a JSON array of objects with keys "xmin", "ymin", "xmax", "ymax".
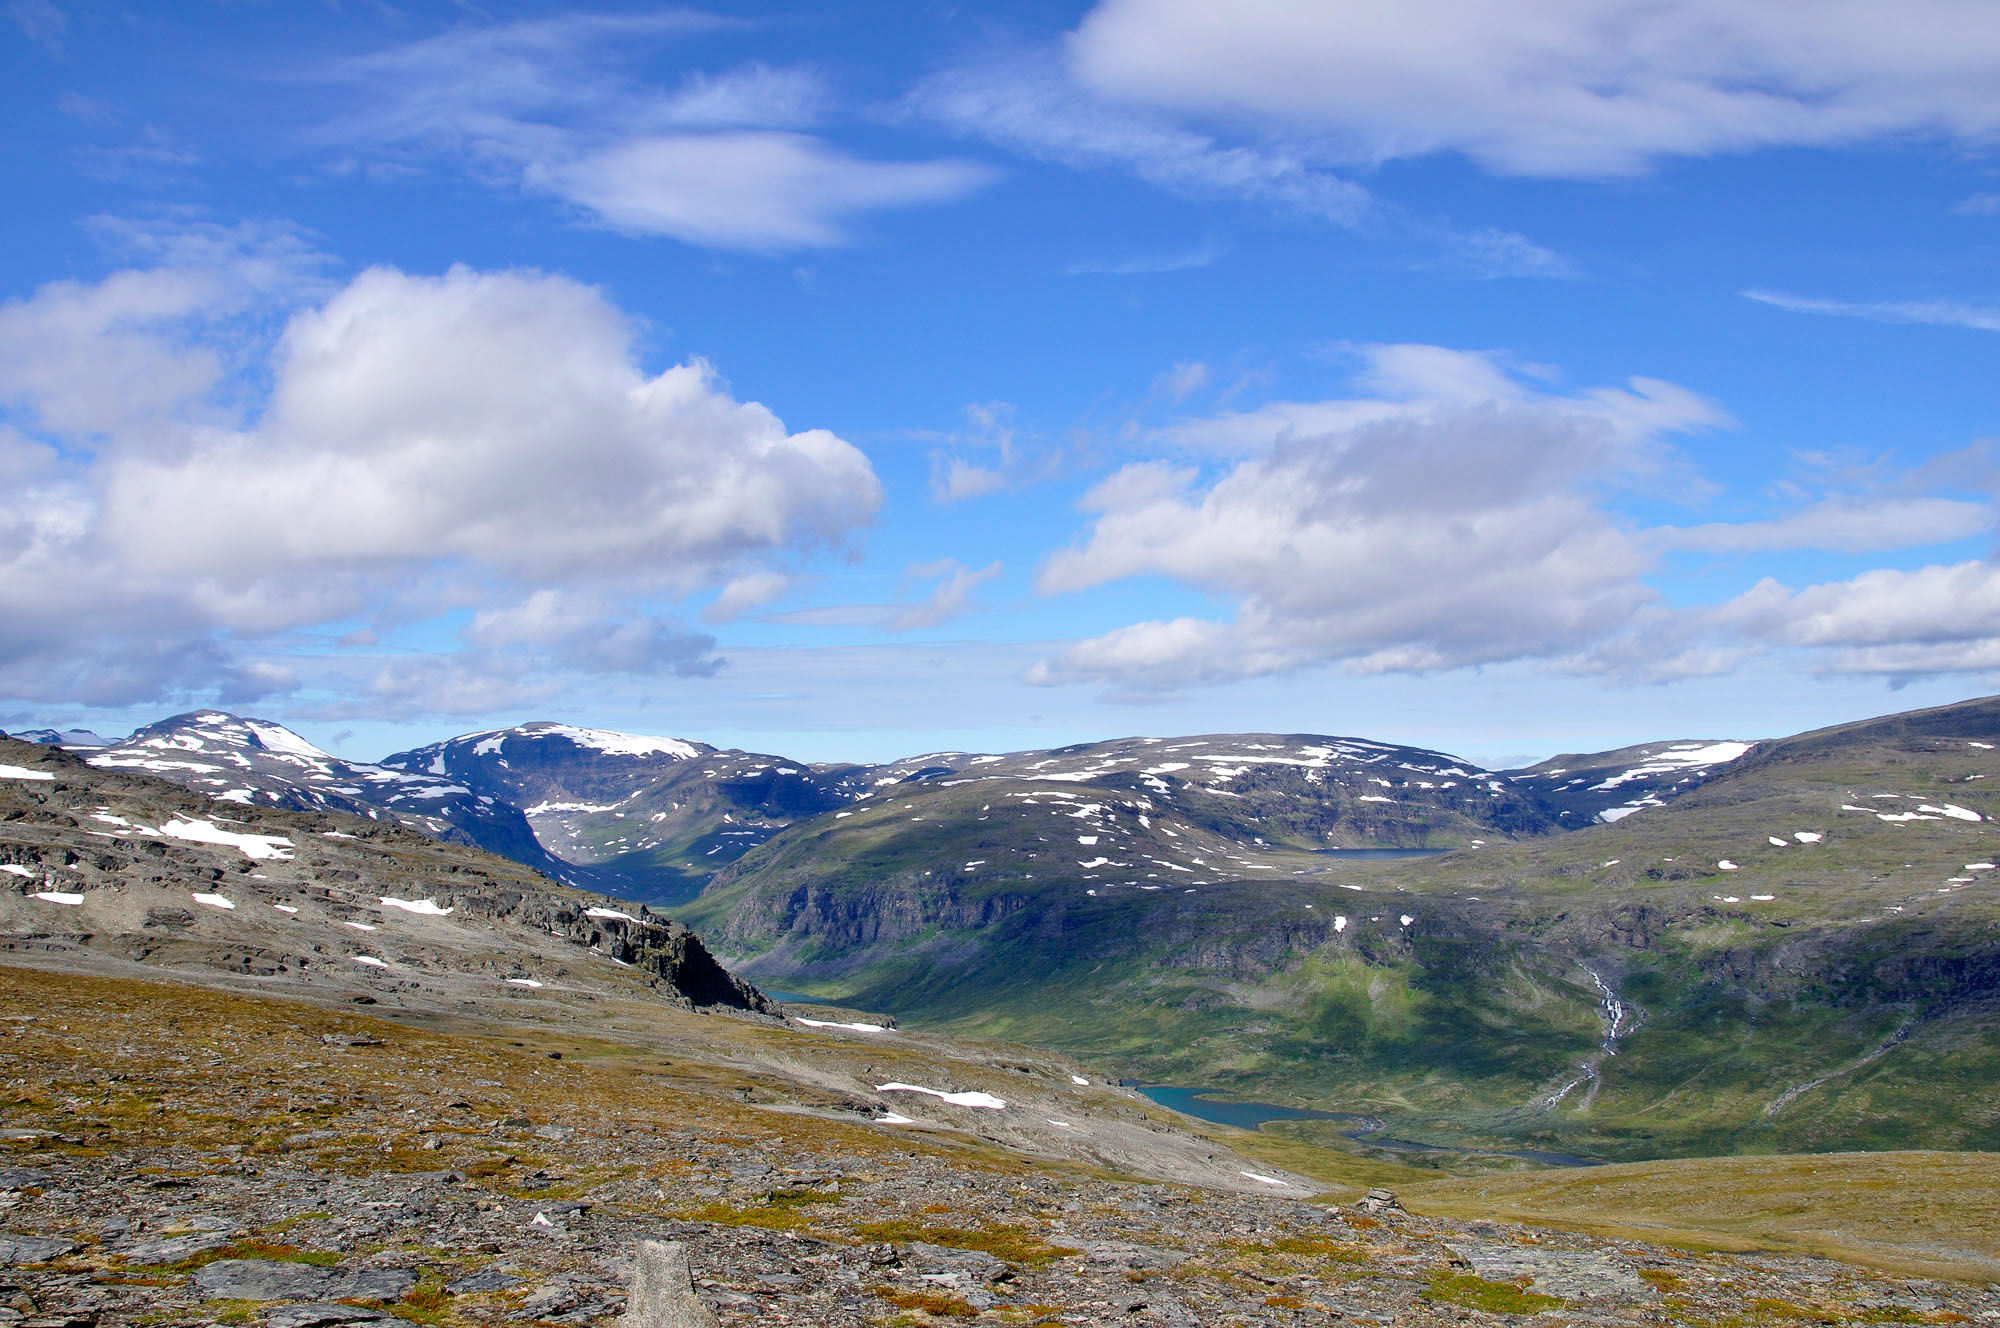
[{"xmin": 4, "ymin": 0, "xmax": 1999, "ymax": 767}]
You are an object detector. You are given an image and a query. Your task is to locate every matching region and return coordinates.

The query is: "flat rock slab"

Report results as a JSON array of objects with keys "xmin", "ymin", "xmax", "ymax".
[
  {"xmin": 195, "ymin": 1260, "xmax": 332, "ymax": 1301},
  {"xmin": 1447, "ymin": 1242, "xmax": 1650, "ymax": 1301},
  {"xmin": 0, "ymin": 1235, "xmax": 76, "ymax": 1265},
  {"xmin": 261, "ymin": 1304, "xmax": 395, "ymax": 1328},
  {"xmin": 193, "ymin": 1260, "xmax": 418, "ymax": 1304},
  {"xmin": 330, "ymin": 1268, "xmax": 419, "ymax": 1302},
  {"xmin": 1082, "ymin": 1240, "xmax": 1188, "ymax": 1271},
  {"xmin": 905, "ymin": 1242, "xmax": 1007, "ymax": 1283},
  {"xmin": 445, "ymin": 1269, "xmax": 518, "ymax": 1294},
  {"xmin": 115, "ymin": 1231, "xmax": 233, "ymax": 1264},
  {"xmin": 0, "ymin": 1169, "xmax": 52, "ymax": 1191}
]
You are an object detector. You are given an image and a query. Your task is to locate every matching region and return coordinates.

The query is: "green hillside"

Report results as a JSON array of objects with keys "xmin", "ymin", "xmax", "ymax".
[{"xmin": 687, "ymin": 696, "xmax": 2000, "ymax": 1165}]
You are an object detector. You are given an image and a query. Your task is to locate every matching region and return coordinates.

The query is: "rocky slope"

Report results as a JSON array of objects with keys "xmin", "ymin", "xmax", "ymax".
[
  {"xmin": 0, "ymin": 737, "xmax": 765, "ymax": 1018},
  {"xmin": 0, "ymin": 737, "xmax": 1311, "ymax": 1197},
  {"xmin": 2, "ymin": 962, "xmax": 1997, "ymax": 1328}
]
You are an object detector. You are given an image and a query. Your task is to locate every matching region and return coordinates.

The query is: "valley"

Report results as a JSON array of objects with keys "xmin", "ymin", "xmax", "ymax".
[{"xmin": 5, "ymin": 697, "xmax": 2000, "ymax": 1319}]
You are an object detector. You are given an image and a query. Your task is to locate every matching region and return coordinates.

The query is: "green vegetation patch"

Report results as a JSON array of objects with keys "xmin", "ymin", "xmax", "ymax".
[
  {"xmin": 870, "ymin": 1285, "xmax": 979, "ymax": 1318},
  {"xmin": 135, "ymin": 1240, "xmax": 342, "ymax": 1275},
  {"xmin": 1421, "ymin": 1269, "xmax": 1565, "ymax": 1313},
  {"xmin": 854, "ymin": 1219, "xmax": 1078, "ymax": 1267}
]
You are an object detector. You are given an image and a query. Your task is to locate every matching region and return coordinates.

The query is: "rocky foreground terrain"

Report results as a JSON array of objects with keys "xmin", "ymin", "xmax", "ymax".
[{"xmin": 2, "ymin": 965, "xmax": 1997, "ymax": 1328}]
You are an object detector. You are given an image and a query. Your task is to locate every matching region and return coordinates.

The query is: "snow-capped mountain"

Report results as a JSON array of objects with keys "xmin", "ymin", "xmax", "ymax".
[
  {"xmin": 84, "ymin": 712, "xmax": 559, "ymax": 875},
  {"xmin": 380, "ymin": 723, "xmax": 860, "ymax": 901},
  {"xmin": 67, "ymin": 712, "xmax": 1757, "ymax": 910},
  {"xmin": 1503, "ymin": 739, "xmax": 1757, "ymax": 824},
  {"xmin": 845, "ymin": 731, "xmax": 1561, "ymax": 847}
]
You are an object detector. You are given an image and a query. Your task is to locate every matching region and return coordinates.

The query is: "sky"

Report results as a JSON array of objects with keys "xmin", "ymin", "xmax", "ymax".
[{"xmin": 3, "ymin": 0, "xmax": 2000, "ymax": 768}]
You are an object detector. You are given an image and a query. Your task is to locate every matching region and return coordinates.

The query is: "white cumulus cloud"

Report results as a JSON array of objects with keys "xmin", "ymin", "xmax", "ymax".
[
  {"xmin": 1033, "ymin": 346, "xmax": 1730, "ymax": 689},
  {"xmin": 0, "ymin": 243, "xmax": 881, "ymax": 712}
]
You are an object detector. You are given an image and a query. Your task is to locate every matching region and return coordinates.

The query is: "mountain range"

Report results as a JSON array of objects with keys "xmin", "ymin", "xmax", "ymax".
[{"xmin": 8, "ymin": 696, "xmax": 1996, "ymax": 1168}]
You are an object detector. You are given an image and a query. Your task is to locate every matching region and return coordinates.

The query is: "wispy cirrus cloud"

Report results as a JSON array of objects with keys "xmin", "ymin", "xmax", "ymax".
[
  {"xmin": 317, "ymin": 15, "xmax": 992, "ymax": 252},
  {"xmin": 1745, "ymin": 289, "xmax": 2000, "ymax": 333},
  {"xmin": 1065, "ymin": 240, "xmax": 1225, "ymax": 276},
  {"xmin": 1649, "ymin": 497, "xmax": 1995, "ymax": 554},
  {"xmin": 906, "ymin": 57, "xmax": 1570, "ymax": 278},
  {"xmin": 763, "ymin": 559, "xmax": 1003, "ymax": 633},
  {"xmin": 905, "ymin": 58, "xmax": 1371, "ymax": 226}
]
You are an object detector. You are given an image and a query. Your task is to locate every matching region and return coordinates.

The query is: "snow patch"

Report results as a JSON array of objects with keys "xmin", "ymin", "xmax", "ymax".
[
  {"xmin": 0, "ymin": 765, "xmax": 54, "ymax": 781},
  {"xmin": 538, "ymin": 724, "xmax": 701, "ymax": 760},
  {"xmin": 796, "ymin": 1018, "xmax": 895, "ymax": 1034},
  {"xmin": 874, "ymin": 1082, "xmax": 1006, "ymax": 1110},
  {"xmin": 190, "ymin": 893, "xmax": 235, "ymax": 910},
  {"xmin": 31, "ymin": 891, "xmax": 82, "ymax": 905},
  {"xmin": 161, "ymin": 818, "xmax": 294, "ymax": 861},
  {"xmin": 379, "ymin": 896, "xmax": 452, "ymax": 917}
]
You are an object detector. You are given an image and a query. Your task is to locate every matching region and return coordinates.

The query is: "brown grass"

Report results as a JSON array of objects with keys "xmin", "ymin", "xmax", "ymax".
[{"xmin": 1406, "ymin": 1151, "xmax": 2000, "ymax": 1282}]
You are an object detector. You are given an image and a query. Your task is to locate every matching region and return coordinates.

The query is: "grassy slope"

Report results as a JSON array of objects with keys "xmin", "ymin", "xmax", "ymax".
[
  {"xmin": 1405, "ymin": 1150, "xmax": 2000, "ymax": 1281},
  {"xmin": 692, "ymin": 697, "xmax": 2000, "ymax": 1165}
]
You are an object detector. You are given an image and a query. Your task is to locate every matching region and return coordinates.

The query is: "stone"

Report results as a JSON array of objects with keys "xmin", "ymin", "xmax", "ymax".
[
  {"xmin": 193, "ymin": 1259, "xmax": 330, "ymax": 1301},
  {"xmin": 1446, "ymin": 1242, "xmax": 1650, "ymax": 1301},
  {"xmin": 622, "ymin": 1241, "xmax": 720, "ymax": 1328},
  {"xmin": 117, "ymin": 1230, "xmax": 233, "ymax": 1263},
  {"xmin": 445, "ymin": 1269, "xmax": 517, "ymax": 1294},
  {"xmin": 1083, "ymin": 1240, "xmax": 1188, "ymax": 1272},
  {"xmin": 906, "ymin": 1242, "xmax": 1006, "ymax": 1285},
  {"xmin": 0, "ymin": 1237, "xmax": 76, "ymax": 1266},
  {"xmin": 327, "ymin": 1268, "xmax": 418, "ymax": 1303},
  {"xmin": 261, "ymin": 1304, "xmax": 393, "ymax": 1328},
  {"xmin": 0, "ymin": 1171, "xmax": 51, "ymax": 1192},
  {"xmin": 513, "ymin": 1280, "xmax": 578, "ymax": 1320}
]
